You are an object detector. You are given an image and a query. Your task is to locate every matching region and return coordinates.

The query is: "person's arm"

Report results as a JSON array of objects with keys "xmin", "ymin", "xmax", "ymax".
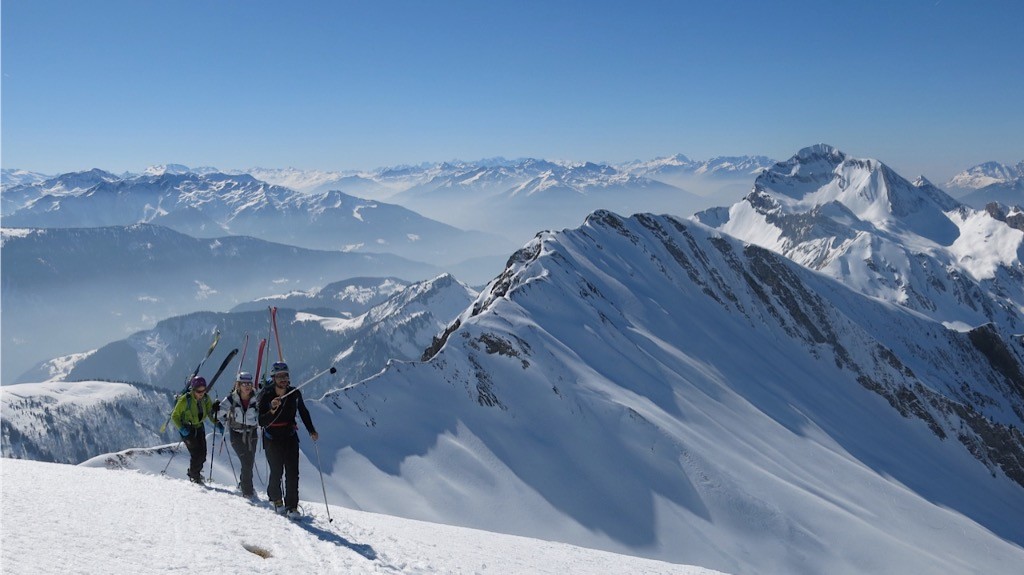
[
  {"xmin": 204, "ymin": 396, "xmax": 218, "ymax": 424},
  {"xmin": 215, "ymin": 396, "xmax": 230, "ymax": 425},
  {"xmin": 257, "ymin": 390, "xmax": 277, "ymax": 427},
  {"xmin": 296, "ymin": 391, "xmax": 318, "ymax": 440},
  {"xmin": 171, "ymin": 395, "xmax": 188, "ymax": 429}
]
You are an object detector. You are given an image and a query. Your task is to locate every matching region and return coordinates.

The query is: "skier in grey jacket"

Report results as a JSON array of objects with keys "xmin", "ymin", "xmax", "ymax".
[{"xmin": 216, "ymin": 372, "xmax": 260, "ymax": 497}]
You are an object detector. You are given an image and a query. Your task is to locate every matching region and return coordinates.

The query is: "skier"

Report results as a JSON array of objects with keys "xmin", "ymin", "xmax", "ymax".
[
  {"xmin": 171, "ymin": 376, "xmax": 222, "ymax": 484},
  {"xmin": 258, "ymin": 361, "xmax": 318, "ymax": 518},
  {"xmin": 217, "ymin": 372, "xmax": 260, "ymax": 497}
]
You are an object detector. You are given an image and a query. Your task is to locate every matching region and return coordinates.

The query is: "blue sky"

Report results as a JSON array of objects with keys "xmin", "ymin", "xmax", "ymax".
[{"xmin": 2, "ymin": 0, "xmax": 1022, "ymax": 181}]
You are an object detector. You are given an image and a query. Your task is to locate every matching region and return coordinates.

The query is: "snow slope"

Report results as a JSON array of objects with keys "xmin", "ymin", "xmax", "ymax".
[
  {"xmin": 1, "ymin": 381, "xmax": 172, "ymax": 464},
  {"xmin": 1, "ymin": 458, "xmax": 724, "ymax": 575}
]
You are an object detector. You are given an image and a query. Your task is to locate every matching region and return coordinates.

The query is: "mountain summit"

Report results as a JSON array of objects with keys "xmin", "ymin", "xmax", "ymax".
[{"xmin": 694, "ymin": 144, "xmax": 1024, "ymax": 331}]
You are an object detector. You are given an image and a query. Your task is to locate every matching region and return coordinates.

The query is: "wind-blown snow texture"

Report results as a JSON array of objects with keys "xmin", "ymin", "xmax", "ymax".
[{"xmin": 2, "ymin": 459, "xmax": 723, "ymax": 575}]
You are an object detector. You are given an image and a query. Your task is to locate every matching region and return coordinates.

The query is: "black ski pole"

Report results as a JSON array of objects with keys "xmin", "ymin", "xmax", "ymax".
[
  {"xmin": 279, "ymin": 366, "xmax": 337, "ymax": 400},
  {"xmin": 313, "ymin": 440, "xmax": 333, "ymax": 523},
  {"xmin": 263, "ymin": 367, "xmax": 338, "ymax": 428},
  {"xmin": 220, "ymin": 431, "xmax": 238, "ymax": 487},
  {"xmin": 208, "ymin": 421, "xmax": 218, "ymax": 482},
  {"xmin": 161, "ymin": 441, "xmax": 183, "ymax": 475}
]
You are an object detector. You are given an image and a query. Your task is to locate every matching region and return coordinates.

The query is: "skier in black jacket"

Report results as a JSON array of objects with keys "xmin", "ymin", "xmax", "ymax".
[{"xmin": 258, "ymin": 361, "xmax": 318, "ymax": 517}]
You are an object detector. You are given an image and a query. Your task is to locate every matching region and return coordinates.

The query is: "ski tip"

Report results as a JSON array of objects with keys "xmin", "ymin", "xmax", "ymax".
[{"xmin": 329, "ymin": 366, "xmax": 337, "ymax": 374}]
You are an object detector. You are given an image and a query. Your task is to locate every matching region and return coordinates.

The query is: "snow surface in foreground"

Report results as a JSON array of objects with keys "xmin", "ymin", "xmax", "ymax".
[{"xmin": 0, "ymin": 459, "xmax": 727, "ymax": 575}]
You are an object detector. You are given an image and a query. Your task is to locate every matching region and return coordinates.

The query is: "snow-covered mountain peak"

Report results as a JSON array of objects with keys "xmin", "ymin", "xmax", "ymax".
[
  {"xmin": 695, "ymin": 145, "xmax": 1023, "ymax": 330},
  {"xmin": 752, "ymin": 144, "xmax": 959, "ymax": 228},
  {"xmin": 946, "ymin": 160, "xmax": 1024, "ymax": 191},
  {"xmin": 913, "ymin": 175, "xmax": 934, "ymax": 188},
  {"xmin": 41, "ymin": 168, "xmax": 121, "ymax": 193},
  {"xmin": 1, "ymin": 168, "xmax": 51, "ymax": 188},
  {"xmin": 366, "ymin": 272, "xmax": 474, "ymax": 325},
  {"xmin": 695, "ymin": 155, "xmax": 775, "ymax": 176},
  {"xmin": 143, "ymin": 163, "xmax": 193, "ymax": 176}
]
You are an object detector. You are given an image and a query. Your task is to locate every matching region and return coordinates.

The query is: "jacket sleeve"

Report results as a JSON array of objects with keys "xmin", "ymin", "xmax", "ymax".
[
  {"xmin": 203, "ymin": 396, "xmax": 217, "ymax": 424},
  {"xmin": 296, "ymin": 391, "xmax": 317, "ymax": 435},
  {"xmin": 216, "ymin": 395, "xmax": 232, "ymax": 425},
  {"xmin": 171, "ymin": 395, "xmax": 189, "ymax": 429},
  {"xmin": 257, "ymin": 390, "xmax": 276, "ymax": 427}
]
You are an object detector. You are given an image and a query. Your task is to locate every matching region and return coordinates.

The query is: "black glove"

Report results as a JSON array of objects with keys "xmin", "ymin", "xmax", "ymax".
[{"xmin": 212, "ymin": 400, "xmax": 221, "ymax": 413}]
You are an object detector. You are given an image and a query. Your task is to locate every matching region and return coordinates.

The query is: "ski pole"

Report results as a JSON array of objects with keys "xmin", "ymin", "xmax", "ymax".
[
  {"xmin": 263, "ymin": 366, "xmax": 339, "ymax": 429},
  {"xmin": 161, "ymin": 441, "xmax": 182, "ymax": 475},
  {"xmin": 313, "ymin": 440, "xmax": 333, "ymax": 523},
  {"xmin": 221, "ymin": 432, "xmax": 238, "ymax": 487},
  {"xmin": 208, "ymin": 422, "xmax": 218, "ymax": 482},
  {"xmin": 279, "ymin": 366, "xmax": 338, "ymax": 400},
  {"xmin": 255, "ymin": 431, "xmax": 266, "ymax": 489}
]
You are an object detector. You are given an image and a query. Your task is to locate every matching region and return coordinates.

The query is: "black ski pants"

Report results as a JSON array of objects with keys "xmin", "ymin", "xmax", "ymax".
[
  {"xmin": 264, "ymin": 432, "xmax": 301, "ymax": 509},
  {"xmin": 182, "ymin": 427, "xmax": 207, "ymax": 481},
  {"xmin": 230, "ymin": 427, "xmax": 259, "ymax": 496}
]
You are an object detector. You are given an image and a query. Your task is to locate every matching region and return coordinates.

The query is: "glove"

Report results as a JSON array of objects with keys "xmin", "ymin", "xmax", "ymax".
[
  {"xmin": 212, "ymin": 400, "xmax": 221, "ymax": 413},
  {"xmin": 178, "ymin": 426, "xmax": 190, "ymax": 438},
  {"xmin": 215, "ymin": 422, "xmax": 225, "ymax": 433}
]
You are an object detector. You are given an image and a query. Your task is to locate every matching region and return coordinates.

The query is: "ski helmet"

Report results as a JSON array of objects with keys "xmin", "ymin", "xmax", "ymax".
[
  {"xmin": 237, "ymin": 372, "xmax": 253, "ymax": 384},
  {"xmin": 270, "ymin": 362, "xmax": 289, "ymax": 376},
  {"xmin": 190, "ymin": 376, "xmax": 207, "ymax": 390}
]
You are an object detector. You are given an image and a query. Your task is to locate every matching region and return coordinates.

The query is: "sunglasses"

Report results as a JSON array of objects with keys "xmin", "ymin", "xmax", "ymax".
[
  {"xmin": 239, "ymin": 382, "xmax": 253, "ymax": 387},
  {"xmin": 194, "ymin": 388, "xmax": 207, "ymax": 394}
]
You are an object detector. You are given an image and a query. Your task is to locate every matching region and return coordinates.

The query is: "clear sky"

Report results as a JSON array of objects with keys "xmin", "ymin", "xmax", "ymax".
[{"xmin": 2, "ymin": 0, "xmax": 1022, "ymax": 182}]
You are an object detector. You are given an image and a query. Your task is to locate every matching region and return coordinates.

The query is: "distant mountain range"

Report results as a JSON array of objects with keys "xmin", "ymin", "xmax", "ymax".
[
  {"xmin": 0, "ymin": 169, "xmax": 515, "ymax": 267},
  {"xmin": 1, "ymin": 154, "xmax": 778, "ymax": 246},
  {"xmin": 944, "ymin": 160, "xmax": 1024, "ymax": 209},
  {"xmin": 0, "ymin": 225, "xmax": 439, "ymax": 384},
  {"xmin": 11, "ymin": 154, "xmax": 1021, "ymax": 251},
  {"xmin": 20, "ymin": 274, "xmax": 475, "ymax": 398}
]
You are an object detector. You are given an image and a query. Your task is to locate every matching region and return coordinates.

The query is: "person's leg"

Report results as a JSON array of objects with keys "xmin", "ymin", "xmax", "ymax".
[
  {"xmin": 283, "ymin": 436, "xmax": 301, "ymax": 511},
  {"xmin": 264, "ymin": 438, "xmax": 284, "ymax": 505},
  {"xmin": 231, "ymin": 430, "xmax": 255, "ymax": 495},
  {"xmin": 185, "ymin": 428, "xmax": 207, "ymax": 482}
]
